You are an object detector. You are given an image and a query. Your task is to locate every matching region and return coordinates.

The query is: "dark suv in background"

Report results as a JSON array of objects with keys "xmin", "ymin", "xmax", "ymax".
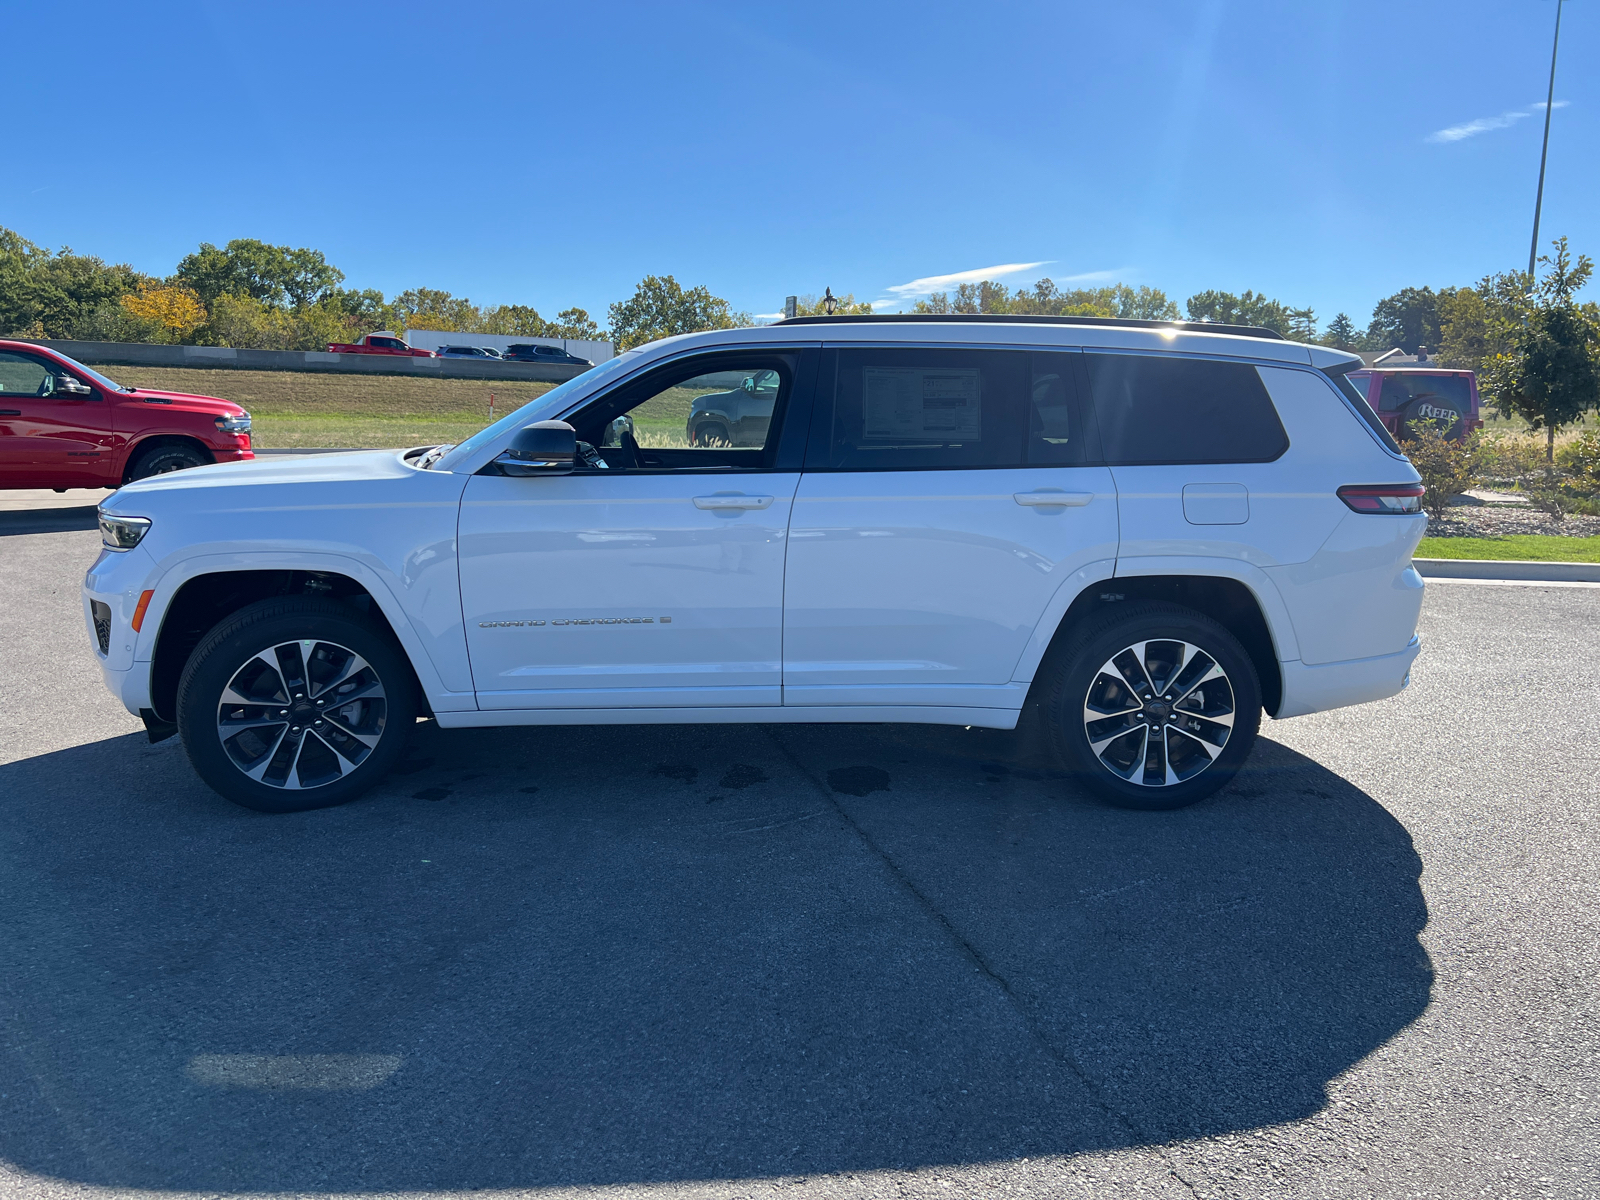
[{"xmin": 504, "ymin": 344, "xmax": 593, "ymax": 366}]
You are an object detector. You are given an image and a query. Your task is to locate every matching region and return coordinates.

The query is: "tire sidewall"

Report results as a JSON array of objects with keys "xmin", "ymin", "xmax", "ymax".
[
  {"xmin": 177, "ymin": 599, "xmax": 416, "ymax": 812},
  {"xmin": 1046, "ymin": 604, "xmax": 1261, "ymax": 811},
  {"xmin": 128, "ymin": 444, "xmax": 209, "ymax": 482}
]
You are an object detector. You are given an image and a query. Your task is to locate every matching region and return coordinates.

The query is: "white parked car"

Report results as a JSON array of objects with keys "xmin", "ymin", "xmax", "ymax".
[{"xmin": 85, "ymin": 315, "xmax": 1426, "ymax": 814}]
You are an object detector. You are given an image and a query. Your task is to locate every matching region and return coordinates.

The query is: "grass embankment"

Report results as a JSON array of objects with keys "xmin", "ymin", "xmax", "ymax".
[
  {"xmin": 1416, "ymin": 535, "xmax": 1600, "ymax": 563},
  {"xmin": 97, "ymin": 365, "xmax": 557, "ymax": 449}
]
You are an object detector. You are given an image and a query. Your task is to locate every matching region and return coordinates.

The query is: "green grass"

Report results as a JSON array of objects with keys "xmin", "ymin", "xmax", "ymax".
[
  {"xmin": 1416, "ymin": 535, "xmax": 1600, "ymax": 563},
  {"xmin": 95, "ymin": 365, "xmax": 556, "ymax": 448}
]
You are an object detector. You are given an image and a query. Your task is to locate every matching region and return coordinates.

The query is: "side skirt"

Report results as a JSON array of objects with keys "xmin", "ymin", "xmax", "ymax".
[{"xmin": 434, "ymin": 704, "xmax": 1022, "ymax": 730}]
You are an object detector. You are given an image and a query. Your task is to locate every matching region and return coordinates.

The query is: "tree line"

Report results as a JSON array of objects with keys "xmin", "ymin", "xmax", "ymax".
[{"xmin": 2, "ymin": 224, "xmax": 1595, "ymax": 452}]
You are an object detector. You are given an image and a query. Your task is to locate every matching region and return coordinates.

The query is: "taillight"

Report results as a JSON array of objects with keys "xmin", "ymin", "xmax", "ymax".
[{"xmin": 1338, "ymin": 483, "xmax": 1425, "ymax": 514}]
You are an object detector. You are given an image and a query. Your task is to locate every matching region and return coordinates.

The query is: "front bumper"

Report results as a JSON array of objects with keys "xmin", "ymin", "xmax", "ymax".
[
  {"xmin": 83, "ymin": 545, "xmax": 160, "ymax": 717},
  {"xmin": 212, "ymin": 446, "xmax": 254, "ymax": 464}
]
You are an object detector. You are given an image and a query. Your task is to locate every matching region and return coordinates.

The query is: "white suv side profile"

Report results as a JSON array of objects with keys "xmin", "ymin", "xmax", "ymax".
[{"xmin": 84, "ymin": 316, "xmax": 1426, "ymax": 814}]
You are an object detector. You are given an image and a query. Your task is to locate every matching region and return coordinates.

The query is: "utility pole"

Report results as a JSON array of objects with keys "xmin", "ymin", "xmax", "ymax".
[{"xmin": 1528, "ymin": 0, "xmax": 1565, "ymax": 279}]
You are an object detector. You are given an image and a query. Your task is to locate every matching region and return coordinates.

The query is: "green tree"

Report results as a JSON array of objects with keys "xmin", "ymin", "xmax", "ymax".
[
  {"xmin": 1480, "ymin": 238, "xmax": 1600, "ymax": 462},
  {"xmin": 1364, "ymin": 286, "xmax": 1440, "ymax": 355},
  {"xmin": 608, "ymin": 275, "xmax": 746, "ymax": 350},
  {"xmin": 392, "ymin": 287, "xmax": 482, "ymax": 333},
  {"xmin": 913, "ymin": 279, "xmax": 1177, "ymax": 321},
  {"xmin": 174, "ymin": 239, "xmax": 344, "ymax": 309},
  {"xmin": 1322, "ymin": 312, "xmax": 1360, "ymax": 349},
  {"xmin": 0, "ymin": 226, "xmax": 146, "ymax": 338},
  {"xmin": 550, "ymin": 307, "xmax": 602, "ymax": 339},
  {"xmin": 1184, "ymin": 289, "xmax": 1294, "ymax": 335},
  {"xmin": 792, "ymin": 291, "xmax": 874, "ymax": 316}
]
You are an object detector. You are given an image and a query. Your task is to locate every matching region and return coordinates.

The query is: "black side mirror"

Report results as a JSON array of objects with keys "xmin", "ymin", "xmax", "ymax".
[
  {"xmin": 56, "ymin": 375, "xmax": 93, "ymax": 397},
  {"xmin": 496, "ymin": 420, "xmax": 576, "ymax": 476}
]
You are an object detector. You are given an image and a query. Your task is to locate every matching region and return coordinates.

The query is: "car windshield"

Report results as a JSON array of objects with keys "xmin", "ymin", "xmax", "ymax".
[
  {"xmin": 49, "ymin": 352, "xmax": 133, "ymax": 393},
  {"xmin": 429, "ymin": 351, "xmax": 639, "ymax": 471}
]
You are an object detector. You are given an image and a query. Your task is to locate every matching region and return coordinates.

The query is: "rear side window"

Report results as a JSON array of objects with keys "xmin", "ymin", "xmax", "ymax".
[
  {"xmin": 818, "ymin": 348, "xmax": 1026, "ymax": 469},
  {"xmin": 1329, "ymin": 369, "xmax": 1402, "ymax": 454},
  {"xmin": 1086, "ymin": 353, "xmax": 1288, "ymax": 465}
]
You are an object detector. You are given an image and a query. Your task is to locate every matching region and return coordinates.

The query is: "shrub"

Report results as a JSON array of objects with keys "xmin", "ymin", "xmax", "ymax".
[{"xmin": 1405, "ymin": 419, "xmax": 1484, "ymax": 519}]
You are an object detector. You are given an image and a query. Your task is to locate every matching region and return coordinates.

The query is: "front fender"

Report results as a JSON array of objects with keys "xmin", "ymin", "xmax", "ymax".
[{"xmin": 135, "ymin": 549, "xmax": 475, "ymax": 713}]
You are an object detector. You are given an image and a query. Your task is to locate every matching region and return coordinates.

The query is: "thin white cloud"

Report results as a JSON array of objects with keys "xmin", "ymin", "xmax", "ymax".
[
  {"xmin": 1428, "ymin": 110, "xmax": 1530, "ymax": 143},
  {"xmin": 1428, "ymin": 100, "xmax": 1570, "ymax": 143},
  {"xmin": 752, "ymin": 312, "xmax": 784, "ymax": 320},
  {"xmin": 883, "ymin": 261, "xmax": 1051, "ymax": 299}
]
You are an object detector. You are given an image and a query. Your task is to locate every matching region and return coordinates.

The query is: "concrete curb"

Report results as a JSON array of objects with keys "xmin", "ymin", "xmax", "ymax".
[{"xmin": 1414, "ymin": 558, "xmax": 1600, "ymax": 583}]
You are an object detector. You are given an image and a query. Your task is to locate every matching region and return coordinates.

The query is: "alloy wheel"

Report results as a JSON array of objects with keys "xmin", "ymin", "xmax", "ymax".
[
  {"xmin": 1082, "ymin": 639, "xmax": 1235, "ymax": 788},
  {"xmin": 215, "ymin": 639, "xmax": 387, "ymax": 790}
]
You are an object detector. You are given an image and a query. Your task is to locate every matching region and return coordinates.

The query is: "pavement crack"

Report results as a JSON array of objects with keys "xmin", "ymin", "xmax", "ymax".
[{"xmin": 763, "ymin": 727, "xmax": 1206, "ymax": 1198}]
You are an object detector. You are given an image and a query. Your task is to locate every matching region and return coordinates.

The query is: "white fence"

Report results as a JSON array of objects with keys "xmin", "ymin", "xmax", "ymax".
[{"xmin": 405, "ymin": 329, "xmax": 615, "ymax": 363}]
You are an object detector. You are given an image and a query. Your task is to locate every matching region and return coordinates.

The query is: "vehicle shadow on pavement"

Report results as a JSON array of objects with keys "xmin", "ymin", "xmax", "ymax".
[
  {"xmin": 0, "ymin": 505, "xmax": 99, "ymax": 536},
  {"xmin": 0, "ymin": 722, "xmax": 1431, "ymax": 1191}
]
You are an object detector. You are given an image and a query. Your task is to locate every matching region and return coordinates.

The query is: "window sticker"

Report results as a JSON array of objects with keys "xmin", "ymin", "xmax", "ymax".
[{"xmin": 862, "ymin": 367, "xmax": 981, "ymax": 442}]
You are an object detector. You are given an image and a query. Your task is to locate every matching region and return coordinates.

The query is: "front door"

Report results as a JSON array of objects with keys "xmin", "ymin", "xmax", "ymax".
[
  {"xmin": 782, "ymin": 346, "xmax": 1119, "ymax": 710},
  {"xmin": 458, "ymin": 349, "xmax": 814, "ymax": 710},
  {"xmin": 0, "ymin": 350, "xmax": 113, "ymax": 488}
]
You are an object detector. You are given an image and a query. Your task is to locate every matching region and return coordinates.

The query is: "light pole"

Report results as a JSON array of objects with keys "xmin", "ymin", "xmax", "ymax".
[{"xmin": 1528, "ymin": 0, "xmax": 1565, "ymax": 279}]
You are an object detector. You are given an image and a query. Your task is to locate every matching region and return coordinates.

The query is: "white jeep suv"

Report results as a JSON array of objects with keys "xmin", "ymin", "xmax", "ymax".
[{"xmin": 85, "ymin": 315, "xmax": 1426, "ymax": 813}]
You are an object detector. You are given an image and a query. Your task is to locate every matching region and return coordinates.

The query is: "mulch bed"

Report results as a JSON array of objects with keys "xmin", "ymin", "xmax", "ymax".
[{"xmin": 1427, "ymin": 505, "xmax": 1600, "ymax": 539}]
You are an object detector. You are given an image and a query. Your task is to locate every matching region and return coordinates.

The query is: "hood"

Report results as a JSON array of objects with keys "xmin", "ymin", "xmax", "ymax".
[
  {"xmin": 126, "ymin": 387, "xmax": 247, "ymax": 415},
  {"xmin": 103, "ymin": 448, "xmax": 417, "ymax": 510}
]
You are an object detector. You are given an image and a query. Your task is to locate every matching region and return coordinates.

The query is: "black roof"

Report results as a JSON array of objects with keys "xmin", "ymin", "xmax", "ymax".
[{"xmin": 773, "ymin": 313, "xmax": 1286, "ymax": 341}]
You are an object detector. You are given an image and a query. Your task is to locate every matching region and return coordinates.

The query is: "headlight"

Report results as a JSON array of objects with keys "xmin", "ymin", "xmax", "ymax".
[
  {"xmin": 215, "ymin": 412, "xmax": 252, "ymax": 433},
  {"xmin": 99, "ymin": 513, "xmax": 151, "ymax": 550}
]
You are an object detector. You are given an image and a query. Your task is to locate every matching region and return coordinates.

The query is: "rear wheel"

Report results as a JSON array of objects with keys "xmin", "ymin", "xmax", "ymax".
[
  {"xmin": 127, "ymin": 441, "xmax": 210, "ymax": 482},
  {"xmin": 693, "ymin": 423, "xmax": 730, "ymax": 447},
  {"xmin": 1043, "ymin": 603, "xmax": 1261, "ymax": 810},
  {"xmin": 176, "ymin": 598, "xmax": 417, "ymax": 812}
]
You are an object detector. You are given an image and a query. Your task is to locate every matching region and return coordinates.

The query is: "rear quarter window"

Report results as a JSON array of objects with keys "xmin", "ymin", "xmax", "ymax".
[{"xmin": 1086, "ymin": 353, "xmax": 1289, "ymax": 465}]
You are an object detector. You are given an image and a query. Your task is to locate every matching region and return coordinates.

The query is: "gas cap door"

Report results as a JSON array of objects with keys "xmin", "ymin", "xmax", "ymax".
[{"xmin": 1182, "ymin": 482, "xmax": 1249, "ymax": 525}]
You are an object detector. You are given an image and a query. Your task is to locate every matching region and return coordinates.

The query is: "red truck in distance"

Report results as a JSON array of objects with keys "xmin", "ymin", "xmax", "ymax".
[{"xmin": 326, "ymin": 331, "xmax": 436, "ymax": 357}]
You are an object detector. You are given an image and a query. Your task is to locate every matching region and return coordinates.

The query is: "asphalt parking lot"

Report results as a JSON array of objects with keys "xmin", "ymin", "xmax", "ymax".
[{"xmin": 1, "ymin": 494, "xmax": 1596, "ymax": 1199}]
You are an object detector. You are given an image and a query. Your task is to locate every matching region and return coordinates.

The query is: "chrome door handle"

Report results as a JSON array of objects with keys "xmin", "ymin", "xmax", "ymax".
[
  {"xmin": 1014, "ymin": 490, "xmax": 1094, "ymax": 507},
  {"xmin": 692, "ymin": 494, "xmax": 774, "ymax": 510}
]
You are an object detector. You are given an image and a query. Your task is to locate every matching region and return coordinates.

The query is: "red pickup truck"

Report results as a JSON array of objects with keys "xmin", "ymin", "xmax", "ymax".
[
  {"xmin": 0, "ymin": 339, "xmax": 253, "ymax": 490},
  {"xmin": 326, "ymin": 331, "xmax": 436, "ymax": 357}
]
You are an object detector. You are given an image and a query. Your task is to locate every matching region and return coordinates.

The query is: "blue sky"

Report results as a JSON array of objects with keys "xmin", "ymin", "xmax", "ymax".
[{"xmin": 5, "ymin": 1, "xmax": 1593, "ymax": 330}]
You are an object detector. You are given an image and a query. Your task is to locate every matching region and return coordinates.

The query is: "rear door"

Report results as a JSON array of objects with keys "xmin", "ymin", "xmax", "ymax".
[
  {"xmin": 781, "ymin": 345, "xmax": 1118, "ymax": 711},
  {"xmin": 0, "ymin": 350, "xmax": 113, "ymax": 487}
]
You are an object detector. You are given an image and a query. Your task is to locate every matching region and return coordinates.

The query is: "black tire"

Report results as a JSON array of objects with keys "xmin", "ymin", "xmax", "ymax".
[
  {"xmin": 176, "ymin": 598, "xmax": 417, "ymax": 813},
  {"xmin": 1043, "ymin": 602, "xmax": 1261, "ymax": 811},
  {"xmin": 127, "ymin": 441, "xmax": 211, "ymax": 482},
  {"xmin": 693, "ymin": 423, "xmax": 730, "ymax": 447}
]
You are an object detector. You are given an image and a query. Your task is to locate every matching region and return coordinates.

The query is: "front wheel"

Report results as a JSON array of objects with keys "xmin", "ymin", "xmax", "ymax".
[
  {"xmin": 176, "ymin": 598, "xmax": 417, "ymax": 812},
  {"xmin": 1043, "ymin": 603, "xmax": 1261, "ymax": 811},
  {"xmin": 127, "ymin": 442, "xmax": 211, "ymax": 482}
]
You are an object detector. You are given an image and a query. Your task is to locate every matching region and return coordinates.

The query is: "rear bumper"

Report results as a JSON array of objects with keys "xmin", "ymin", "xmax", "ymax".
[{"xmin": 1273, "ymin": 635, "xmax": 1420, "ymax": 719}]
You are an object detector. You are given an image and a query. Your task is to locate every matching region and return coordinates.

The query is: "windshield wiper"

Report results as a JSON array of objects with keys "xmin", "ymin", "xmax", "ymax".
[{"xmin": 416, "ymin": 444, "xmax": 454, "ymax": 470}]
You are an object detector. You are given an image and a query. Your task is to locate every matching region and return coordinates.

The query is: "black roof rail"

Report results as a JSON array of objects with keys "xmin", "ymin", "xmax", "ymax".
[{"xmin": 772, "ymin": 313, "xmax": 1287, "ymax": 341}]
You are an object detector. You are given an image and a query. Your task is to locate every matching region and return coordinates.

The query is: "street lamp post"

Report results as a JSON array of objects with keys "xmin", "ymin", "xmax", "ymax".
[{"xmin": 1528, "ymin": 0, "xmax": 1565, "ymax": 279}]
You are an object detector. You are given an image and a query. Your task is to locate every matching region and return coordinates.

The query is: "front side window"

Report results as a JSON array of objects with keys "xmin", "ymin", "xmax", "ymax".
[
  {"xmin": 818, "ymin": 348, "xmax": 1026, "ymax": 469},
  {"xmin": 1086, "ymin": 353, "xmax": 1289, "ymax": 466},
  {"xmin": 567, "ymin": 354, "xmax": 796, "ymax": 471},
  {"xmin": 0, "ymin": 351, "xmax": 56, "ymax": 397}
]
